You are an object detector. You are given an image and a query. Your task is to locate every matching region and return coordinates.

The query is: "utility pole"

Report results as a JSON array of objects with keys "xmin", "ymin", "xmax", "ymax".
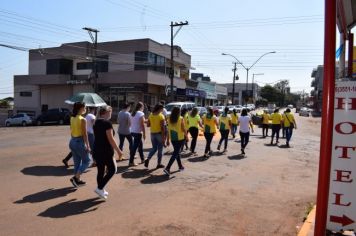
[
  {"xmin": 83, "ymin": 27, "xmax": 99, "ymax": 93},
  {"xmin": 170, "ymin": 21, "xmax": 188, "ymax": 102},
  {"xmin": 231, "ymin": 62, "xmax": 237, "ymax": 104}
]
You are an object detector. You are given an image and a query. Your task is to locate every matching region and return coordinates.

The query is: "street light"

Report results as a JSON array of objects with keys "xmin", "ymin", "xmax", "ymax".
[
  {"xmin": 222, "ymin": 51, "xmax": 276, "ymax": 105},
  {"xmin": 252, "ymin": 73, "xmax": 264, "ymax": 102}
]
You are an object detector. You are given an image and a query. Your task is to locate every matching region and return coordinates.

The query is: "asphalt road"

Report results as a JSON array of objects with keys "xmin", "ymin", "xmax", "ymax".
[{"xmin": 0, "ymin": 113, "xmax": 321, "ymax": 236}]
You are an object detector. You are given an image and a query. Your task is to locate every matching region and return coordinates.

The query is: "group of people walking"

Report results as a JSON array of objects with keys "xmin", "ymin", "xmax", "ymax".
[{"xmin": 66, "ymin": 101, "xmax": 297, "ymax": 200}]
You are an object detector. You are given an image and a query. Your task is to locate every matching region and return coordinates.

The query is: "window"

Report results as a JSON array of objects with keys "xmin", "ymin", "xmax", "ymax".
[
  {"xmin": 46, "ymin": 59, "xmax": 73, "ymax": 74},
  {"xmin": 134, "ymin": 51, "xmax": 166, "ymax": 73},
  {"xmin": 20, "ymin": 91, "xmax": 32, "ymax": 97},
  {"xmin": 77, "ymin": 62, "xmax": 92, "ymax": 70}
]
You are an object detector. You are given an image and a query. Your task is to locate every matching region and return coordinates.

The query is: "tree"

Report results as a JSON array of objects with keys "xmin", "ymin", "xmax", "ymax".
[{"xmin": 260, "ymin": 85, "xmax": 283, "ymax": 105}]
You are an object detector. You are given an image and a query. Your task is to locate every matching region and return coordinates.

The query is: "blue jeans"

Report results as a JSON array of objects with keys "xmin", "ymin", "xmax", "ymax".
[
  {"xmin": 166, "ymin": 140, "xmax": 184, "ymax": 171},
  {"xmin": 130, "ymin": 133, "xmax": 144, "ymax": 163},
  {"xmin": 88, "ymin": 133, "xmax": 95, "ymax": 151},
  {"xmin": 231, "ymin": 124, "xmax": 237, "ymax": 136},
  {"xmin": 286, "ymin": 127, "xmax": 293, "ymax": 143},
  {"xmin": 69, "ymin": 137, "xmax": 90, "ymax": 174},
  {"xmin": 147, "ymin": 133, "xmax": 163, "ymax": 165}
]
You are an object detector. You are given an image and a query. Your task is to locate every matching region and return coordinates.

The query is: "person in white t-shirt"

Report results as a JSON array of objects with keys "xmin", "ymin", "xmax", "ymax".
[
  {"xmin": 129, "ymin": 102, "xmax": 146, "ymax": 166},
  {"xmin": 85, "ymin": 107, "xmax": 96, "ymax": 166},
  {"xmin": 238, "ymin": 109, "xmax": 254, "ymax": 155}
]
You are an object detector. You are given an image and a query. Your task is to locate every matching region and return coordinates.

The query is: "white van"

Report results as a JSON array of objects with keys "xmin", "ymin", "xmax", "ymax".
[{"xmin": 165, "ymin": 102, "xmax": 196, "ymax": 116}]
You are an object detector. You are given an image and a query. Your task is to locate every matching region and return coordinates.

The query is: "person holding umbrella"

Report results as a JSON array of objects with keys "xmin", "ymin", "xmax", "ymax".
[{"xmin": 69, "ymin": 102, "xmax": 91, "ymax": 187}]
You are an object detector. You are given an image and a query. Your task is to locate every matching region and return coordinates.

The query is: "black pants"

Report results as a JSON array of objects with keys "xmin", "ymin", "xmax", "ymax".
[
  {"xmin": 262, "ymin": 124, "xmax": 269, "ymax": 137},
  {"xmin": 240, "ymin": 131, "xmax": 250, "ymax": 149},
  {"xmin": 119, "ymin": 134, "xmax": 133, "ymax": 153},
  {"xmin": 271, "ymin": 124, "xmax": 281, "ymax": 143},
  {"xmin": 94, "ymin": 153, "xmax": 117, "ymax": 190},
  {"xmin": 166, "ymin": 140, "xmax": 184, "ymax": 171},
  {"xmin": 204, "ymin": 132, "xmax": 214, "ymax": 154},
  {"xmin": 218, "ymin": 129, "xmax": 229, "ymax": 150},
  {"xmin": 130, "ymin": 133, "xmax": 144, "ymax": 163},
  {"xmin": 282, "ymin": 126, "xmax": 286, "ymax": 138},
  {"xmin": 189, "ymin": 127, "xmax": 199, "ymax": 152}
]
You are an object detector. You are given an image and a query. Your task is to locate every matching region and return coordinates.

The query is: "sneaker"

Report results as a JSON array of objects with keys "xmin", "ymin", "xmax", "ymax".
[
  {"xmin": 179, "ymin": 167, "xmax": 185, "ymax": 172},
  {"xmin": 103, "ymin": 189, "xmax": 109, "ymax": 196},
  {"xmin": 70, "ymin": 177, "xmax": 78, "ymax": 187},
  {"xmin": 209, "ymin": 151, "xmax": 213, "ymax": 155},
  {"xmin": 217, "ymin": 144, "xmax": 221, "ymax": 151},
  {"xmin": 62, "ymin": 159, "xmax": 69, "ymax": 168},
  {"xmin": 163, "ymin": 169, "xmax": 170, "ymax": 176},
  {"xmin": 156, "ymin": 164, "xmax": 165, "ymax": 169},
  {"xmin": 241, "ymin": 149, "xmax": 245, "ymax": 155},
  {"xmin": 76, "ymin": 179, "xmax": 86, "ymax": 187},
  {"xmin": 95, "ymin": 188, "xmax": 107, "ymax": 199},
  {"xmin": 129, "ymin": 162, "xmax": 138, "ymax": 167},
  {"xmin": 144, "ymin": 159, "xmax": 149, "ymax": 168}
]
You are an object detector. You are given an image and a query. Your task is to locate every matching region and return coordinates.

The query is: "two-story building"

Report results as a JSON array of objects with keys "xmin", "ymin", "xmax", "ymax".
[{"xmin": 14, "ymin": 38, "xmax": 191, "ymax": 115}]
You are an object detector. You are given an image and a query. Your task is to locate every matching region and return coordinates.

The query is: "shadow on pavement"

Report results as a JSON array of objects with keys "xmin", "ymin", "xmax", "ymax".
[
  {"xmin": 264, "ymin": 143, "xmax": 277, "ymax": 147},
  {"xmin": 116, "ymin": 165, "xmax": 129, "ymax": 174},
  {"xmin": 187, "ymin": 155, "xmax": 209, "ymax": 163},
  {"xmin": 141, "ymin": 174, "xmax": 175, "ymax": 184},
  {"xmin": 21, "ymin": 166, "xmax": 73, "ymax": 177},
  {"xmin": 121, "ymin": 168, "xmax": 155, "ymax": 179},
  {"xmin": 38, "ymin": 198, "xmax": 105, "ymax": 218},
  {"xmin": 278, "ymin": 144, "xmax": 290, "ymax": 149},
  {"xmin": 14, "ymin": 187, "xmax": 77, "ymax": 204},
  {"xmin": 228, "ymin": 154, "xmax": 246, "ymax": 160}
]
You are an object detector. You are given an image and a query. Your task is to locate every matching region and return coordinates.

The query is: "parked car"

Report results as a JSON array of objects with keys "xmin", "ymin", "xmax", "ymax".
[
  {"xmin": 165, "ymin": 102, "xmax": 196, "ymax": 116},
  {"xmin": 213, "ymin": 106, "xmax": 225, "ymax": 114},
  {"xmin": 247, "ymin": 104, "xmax": 255, "ymax": 110},
  {"xmin": 196, "ymin": 106, "xmax": 207, "ymax": 117},
  {"xmin": 35, "ymin": 108, "xmax": 71, "ymax": 125},
  {"xmin": 299, "ymin": 107, "xmax": 311, "ymax": 117},
  {"xmin": 5, "ymin": 113, "xmax": 33, "ymax": 127}
]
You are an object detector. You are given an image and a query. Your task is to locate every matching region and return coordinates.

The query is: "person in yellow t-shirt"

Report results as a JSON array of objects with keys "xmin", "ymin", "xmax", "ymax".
[
  {"xmin": 187, "ymin": 107, "xmax": 203, "ymax": 155},
  {"xmin": 282, "ymin": 108, "xmax": 297, "ymax": 147},
  {"xmin": 69, "ymin": 102, "xmax": 91, "ymax": 187},
  {"xmin": 270, "ymin": 108, "xmax": 283, "ymax": 145},
  {"xmin": 202, "ymin": 107, "xmax": 219, "ymax": 158},
  {"xmin": 230, "ymin": 109, "xmax": 239, "ymax": 138},
  {"xmin": 145, "ymin": 104, "xmax": 166, "ymax": 169},
  {"xmin": 163, "ymin": 106, "xmax": 188, "ymax": 176},
  {"xmin": 261, "ymin": 110, "xmax": 270, "ymax": 138},
  {"xmin": 218, "ymin": 107, "xmax": 232, "ymax": 153}
]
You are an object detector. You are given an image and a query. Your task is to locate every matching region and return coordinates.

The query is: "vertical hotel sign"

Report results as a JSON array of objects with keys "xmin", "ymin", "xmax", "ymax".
[{"xmin": 327, "ymin": 80, "xmax": 356, "ymax": 231}]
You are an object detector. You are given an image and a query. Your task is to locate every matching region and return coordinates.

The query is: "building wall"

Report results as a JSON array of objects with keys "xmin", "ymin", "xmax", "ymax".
[
  {"xmin": 40, "ymin": 85, "xmax": 73, "ymax": 109},
  {"xmin": 14, "ymin": 85, "xmax": 40, "ymax": 113},
  {"xmin": 29, "ymin": 60, "xmax": 46, "ymax": 75}
]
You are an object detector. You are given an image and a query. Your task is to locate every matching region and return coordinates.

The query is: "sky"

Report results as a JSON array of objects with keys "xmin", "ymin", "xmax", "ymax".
[{"xmin": 0, "ymin": 0, "xmax": 325, "ymax": 99}]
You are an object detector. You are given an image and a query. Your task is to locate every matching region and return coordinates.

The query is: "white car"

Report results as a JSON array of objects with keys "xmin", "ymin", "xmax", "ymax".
[
  {"xmin": 214, "ymin": 106, "xmax": 225, "ymax": 114},
  {"xmin": 299, "ymin": 107, "xmax": 311, "ymax": 117},
  {"xmin": 5, "ymin": 113, "xmax": 33, "ymax": 127}
]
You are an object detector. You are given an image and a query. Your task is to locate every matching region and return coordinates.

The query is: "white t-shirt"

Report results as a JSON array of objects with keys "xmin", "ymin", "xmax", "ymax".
[
  {"xmin": 238, "ymin": 115, "xmax": 251, "ymax": 133},
  {"xmin": 162, "ymin": 108, "xmax": 168, "ymax": 117},
  {"xmin": 85, "ymin": 113, "xmax": 96, "ymax": 134},
  {"xmin": 131, "ymin": 111, "xmax": 145, "ymax": 133}
]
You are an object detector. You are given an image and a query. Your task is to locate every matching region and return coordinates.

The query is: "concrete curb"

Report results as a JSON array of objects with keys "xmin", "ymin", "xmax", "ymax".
[{"xmin": 298, "ymin": 205, "xmax": 316, "ymax": 236}]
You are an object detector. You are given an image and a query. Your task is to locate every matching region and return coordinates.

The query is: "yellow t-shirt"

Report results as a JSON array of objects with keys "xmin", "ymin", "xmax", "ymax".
[
  {"xmin": 184, "ymin": 113, "xmax": 189, "ymax": 127},
  {"xmin": 188, "ymin": 114, "xmax": 201, "ymax": 128},
  {"xmin": 148, "ymin": 113, "xmax": 165, "ymax": 133},
  {"xmin": 70, "ymin": 115, "xmax": 84, "ymax": 137},
  {"xmin": 283, "ymin": 113, "xmax": 295, "ymax": 127},
  {"xmin": 219, "ymin": 113, "xmax": 231, "ymax": 130},
  {"xmin": 262, "ymin": 113, "xmax": 270, "ymax": 124},
  {"xmin": 231, "ymin": 113, "xmax": 238, "ymax": 125},
  {"xmin": 203, "ymin": 114, "xmax": 217, "ymax": 133},
  {"xmin": 270, "ymin": 112, "xmax": 282, "ymax": 125},
  {"xmin": 168, "ymin": 116, "xmax": 184, "ymax": 141}
]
